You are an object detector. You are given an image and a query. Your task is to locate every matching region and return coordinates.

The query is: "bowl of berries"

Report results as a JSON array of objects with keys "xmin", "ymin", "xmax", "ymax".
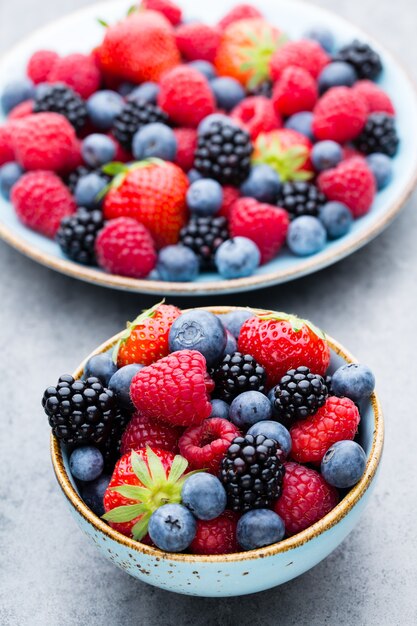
[
  {"xmin": 0, "ymin": 0, "xmax": 416, "ymax": 295},
  {"xmin": 46, "ymin": 304, "xmax": 383, "ymax": 596}
]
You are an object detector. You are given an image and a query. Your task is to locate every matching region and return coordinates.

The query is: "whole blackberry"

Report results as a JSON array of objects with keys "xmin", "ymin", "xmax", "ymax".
[
  {"xmin": 99, "ymin": 410, "xmax": 130, "ymax": 471},
  {"xmin": 56, "ymin": 208, "xmax": 104, "ymax": 265},
  {"xmin": 33, "ymin": 84, "xmax": 87, "ymax": 132},
  {"xmin": 333, "ymin": 39, "xmax": 382, "ymax": 80},
  {"xmin": 194, "ymin": 119, "xmax": 252, "ymax": 185},
  {"xmin": 212, "ymin": 352, "xmax": 266, "ymax": 402},
  {"xmin": 353, "ymin": 113, "xmax": 399, "ymax": 157},
  {"xmin": 180, "ymin": 216, "xmax": 229, "ymax": 269},
  {"xmin": 220, "ymin": 434, "xmax": 285, "ymax": 512},
  {"xmin": 42, "ymin": 375, "xmax": 116, "ymax": 446},
  {"xmin": 247, "ymin": 80, "xmax": 273, "ymax": 98},
  {"xmin": 273, "ymin": 366, "xmax": 328, "ymax": 426},
  {"xmin": 113, "ymin": 101, "xmax": 169, "ymax": 150},
  {"xmin": 277, "ymin": 181, "xmax": 327, "ymax": 219}
]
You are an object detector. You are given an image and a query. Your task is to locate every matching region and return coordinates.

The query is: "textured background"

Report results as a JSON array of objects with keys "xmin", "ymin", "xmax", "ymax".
[{"xmin": 0, "ymin": 1, "xmax": 416, "ymax": 624}]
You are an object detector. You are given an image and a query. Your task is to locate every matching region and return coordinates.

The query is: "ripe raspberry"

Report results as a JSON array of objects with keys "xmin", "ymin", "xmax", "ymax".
[
  {"xmin": 27, "ymin": 49, "xmax": 59, "ymax": 84},
  {"xmin": 0, "ymin": 125, "xmax": 15, "ymax": 165},
  {"xmin": 272, "ymin": 66, "xmax": 318, "ymax": 117},
  {"xmin": 230, "ymin": 96, "xmax": 282, "ymax": 140},
  {"xmin": 290, "ymin": 395, "xmax": 360, "ymax": 464},
  {"xmin": 218, "ymin": 4, "xmax": 262, "ymax": 30},
  {"xmin": 312, "ymin": 87, "xmax": 368, "ymax": 143},
  {"xmin": 142, "ymin": 0, "xmax": 182, "ymax": 25},
  {"xmin": 218, "ymin": 185, "xmax": 240, "ymax": 219},
  {"xmin": 317, "ymin": 156, "xmax": 375, "ymax": 218},
  {"xmin": 47, "ymin": 53, "xmax": 101, "ymax": 99},
  {"xmin": 270, "ymin": 39, "xmax": 329, "ymax": 81},
  {"xmin": 95, "ymin": 217, "xmax": 157, "ymax": 278},
  {"xmin": 158, "ymin": 66, "xmax": 215, "ymax": 128},
  {"xmin": 11, "ymin": 171, "xmax": 76, "ymax": 238},
  {"xmin": 179, "ymin": 417, "xmax": 240, "ymax": 474},
  {"xmin": 190, "ymin": 510, "xmax": 239, "ymax": 554},
  {"xmin": 131, "ymin": 350, "xmax": 214, "ymax": 427},
  {"xmin": 230, "ymin": 198, "xmax": 289, "ymax": 263},
  {"xmin": 175, "ymin": 23, "xmax": 221, "ymax": 63},
  {"xmin": 120, "ymin": 412, "xmax": 182, "ymax": 456},
  {"xmin": 352, "ymin": 80, "xmax": 395, "ymax": 115},
  {"xmin": 8, "ymin": 100, "xmax": 33, "ymax": 120},
  {"xmin": 174, "ymin": 128, "xmax": 197, "ymax": 172},
  {"xmin": 274, "ymin": 462, "xmax": 339, "ymax": 536}
]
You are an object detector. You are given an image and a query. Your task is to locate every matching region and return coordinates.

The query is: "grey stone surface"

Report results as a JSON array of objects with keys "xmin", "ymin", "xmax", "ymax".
[{"xmin": 0, "ymin": 0, "xmax": 416, "ymax": 624}]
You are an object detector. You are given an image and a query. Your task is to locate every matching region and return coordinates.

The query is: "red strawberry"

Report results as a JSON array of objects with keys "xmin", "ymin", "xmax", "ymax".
[
  {"xmin": 158, "ymin": 66, "xmax": 215, "ymax": 128},
  {"xmin": 103, "ymin": 161, "xmax": 189, "ymax": 249},
  {"xmin": 274, "ymin": 462, "xmax": 339, "ymax": 536},
  {"xmin": 179, "ymin": 418, "xmax": 240, "ymax": 474},
  {"xmin": 27, "ymin": 49, "xmax": 59, "ymax": 84},
  {"xmin": 174, "ymin": 128, "xmax": 197, "ymax": 172},
  {"xmin": 11, "ymin": 171, "xmax": 76, "ymax": 238},
  {"xmin": 290, "ymin": 396, "xmax": 361, "ymax": 465},
  {"xmin": 218, "ymin": 4, "xmax": 263, "ymax": 30},
  {"xmin": 238, "ymin": 313, "xmax": 330, "ymax": 387},
  {"xmin": 120, "ymin": 412, "xmax": 182, "ymax": 456},
  {"xmin": 142, "ymin": 0, "xmax": 182, "ymax": 26},
  {"xmin": 8, "ymin": 100, "xmax": 33, "ymax": 120},
  {"xmin": 230, "ymin": 198, "xmax": 289, "ymax": 263},
  {"xmin": 252, "ymin": 129, "xmax": 313, "ymax": 182},
  {"xmin": 190, "ymin": 511, "xmax": 239, "ymax": 554},
  {"xmin": 0, "ymin": 125, "xmax": 15, "ymax": 165},
  {"xmin": 317, "ymin": 156, "xmax": 376, "ymax": 218},
  {"xmin": 218, "ymin": 185, "xmax": 241, "ymax": 219},
  {"xmin": 272, "ymin": 66, "xmax": 318, "ymax": 117},
  {"xmin": 230, "ymin": 96, "xmax": 282, "ymax": 140},
  {"xmin": 175, "ymin": 23, "xmax": 221, "ymax": 63},
  {"xmin": 312, "ymin": 86, "xmax": 368, "ymax": 143},
  {"xmin": 270, "ymin": 39, "xmax": 329, "ymax": 81},
  {"xmin": 47, "ymin": 53, "xmax": 101, "ymax": 99},
  {"xmin": 131, "ymin": 350, "xmax": 214, "ymax": 427},
  {"xmin": 352, "ymin": 80, "xmax": 395, "ymax": 115}
]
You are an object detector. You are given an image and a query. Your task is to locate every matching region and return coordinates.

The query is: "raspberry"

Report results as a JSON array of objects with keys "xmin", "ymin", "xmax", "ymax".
[
  {"xmin": 313, "ymin": 86, "xmax": 368, "ymax": 143},
  {"xmin": 158, "ymin": 66, "xmax": 215, "ymax": 128},
  {"xmin": 290, "ymin": 395, "xmax": 360, "ymax": 464},
  {"xmin": 218, "ymin": 4, "xmax": 262, "ymax": 30},
  {"xmin": 11, "ymin": 171, "xmax": 76, "ymax": 238},
  {"xmin": 143, "ymin": 0, "xmax": 182, "ymax": 26},
  {"xmin": 175, "ymin": 23, "xmax": 221, "ymax": 63},
  {"xmin": 218, "ymin": 185, "xmax": 240, "ymax": 219},
  {"xmin": 95, "ymin": 217, "xmax": 157, "ymax": 278},
  {"xmin": 131, "ymin": 350, "xmax": 214, "ymax": 427},
  {"xmin": 190, "ymin": 510, "xmax": 239, "ymax": 554},
  {"xmin": 230, "ymin": 96, "xmax": 282, "ymax": 140},
  {"xmin": 272, "ymin": 66, "xmax": 318, "ymax": 117},
  {"xmin": 352, "ymin": 80, "xmax": 395, "ymax": 115},
  {"xmin": 179, "ymin": 417, "xmax": 240, "ymax": 474},
  {"xmin": 27, "ymin": 50, "xmax": 59, "ymax": 84},
  {"xmin": 274, "ymin": 462, "xmax": 339, "ymax": 536},
  {"xmin": 120, "ymin": 412, "xmax": 182, "ymax": 456},
  {"xmin": 270, "ymin": 39, "xmax": 329, "ymax": 81},
  {"xmin": 8, "ymin": 100, "xmax": 34, "ymax": 120},
  {"xmin": 0, "ymin": 125, "xmax": 15, "ymax": 165},
  {"xmin": 47, "ymin": 53, "xmax": 101, "ymax": 99},
  {"xmin": 173, "ymin": 128, "xmax": 197, "ymax": 172}
]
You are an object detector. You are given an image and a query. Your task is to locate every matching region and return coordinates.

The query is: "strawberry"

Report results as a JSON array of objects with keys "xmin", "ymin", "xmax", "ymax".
[
  {"xmin": 218, "ymin": 4, "xmax": 263, "ymax": 30},
  {"xmin": 157, "ymin": 66, "xmax": 215, "ymax": 128},
  {"xmin": 272, "ymin": 66, "xmax": 318, "ymax": 117},
  {"xmin": 218, "ymin": 185, "xmax": 241, "ymax": 219},
  {"xmin": 175, "ymin": 23, "xmax": 221, "ymax": 63},
  {"xmin": 47, "ymin": 53, "xmax": 101, "ymax": 99},
  {"xmin": 352, "ymin": 80, "xmax": 395, "ymax": 115},
  {"xmin": 190, "ymin": 510, "xmax": 239, "ymax": 554},
  {"xmin": 120, "ymin": 412, "xmax": 182, "ymax": 456},
  {"xmin": 26, "ymin": 49, "xmax": 59, "ymax": 84},
  {"xmin": 269, "ymin": 39, "xmax": 329, "ymax": 81},
  {"xmin": 173, "ymin": 128, "xmax": 197, "ymax": 172},
  {"xmin": 142, "ymin": 0, "xmax": 182, "ymax": 26},
  {"xmin": 238, "ymin": 312, "xmax": 330, "ymax": 387},
  {"xmin": 252, "ymin": 129, "xmax": 313, "ymax": 182},
  {"xmin": 230, "ymin": 95, "xmax": 282, "ymax": 140},
  {"xmin": 312, "ymin": 86, "xmax": 368, "ymax": 143},
  {"xmin": 179, "ymin": 418, "xmax": 240, "ymax": 474},
  {"xmin": 0, "ymin": 125, "xmax": 15, "ymax": 165},
  {"xmin": 103, "ymin": 160, "xmax": 189, "ymax": 249}
]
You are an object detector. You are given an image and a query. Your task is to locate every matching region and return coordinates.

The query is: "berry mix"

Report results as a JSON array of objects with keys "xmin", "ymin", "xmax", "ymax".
[
  {"xmin": 42, "ymin": 304, "xmax": 376, "ymax": 554},
  {"xmin": 0, "ymin": 2, "xmax": 399, "ymax": 282}
]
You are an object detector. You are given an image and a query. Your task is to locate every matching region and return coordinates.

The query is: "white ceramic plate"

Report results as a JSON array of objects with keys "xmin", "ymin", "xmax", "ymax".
[{"xmin": 1, "ymin": 0, "xmax": 417, "ymax": 295}]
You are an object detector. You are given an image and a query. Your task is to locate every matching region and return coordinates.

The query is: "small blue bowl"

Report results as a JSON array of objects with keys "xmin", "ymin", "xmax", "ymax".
[{"xmin": 51, "ymin": 306, "xmax": 384, "ymax": 597}]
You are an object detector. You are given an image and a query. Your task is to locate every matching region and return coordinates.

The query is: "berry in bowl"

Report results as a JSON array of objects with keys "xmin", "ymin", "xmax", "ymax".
[{"xmin": 46, "ymin": 303, "xmax": 383, "ymax": 596}]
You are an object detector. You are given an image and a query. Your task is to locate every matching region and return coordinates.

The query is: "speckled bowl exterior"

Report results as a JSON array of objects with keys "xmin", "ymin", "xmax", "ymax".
[{"xmin": 51, "ymin": 307, "xmax": 384, "ymax": 597}]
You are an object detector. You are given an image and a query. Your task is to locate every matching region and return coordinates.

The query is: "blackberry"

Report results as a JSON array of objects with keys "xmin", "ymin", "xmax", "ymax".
[
  {"xmin": 247, "ymin": 80, "xmax": 273, "ymax": 98},
  {"xmin": 56, "ymin": 208, "xmax": 104, "ymax": 266},
  {"xmin": 333, "ymin": 39, "xmax": 382, "ymax": 81},
  {"xmin": 212, "ymin": 352, "xmax": 266, "ymax": 402},
  {"xmin": 194, "ymin": 119, "xmax": 252, "ymax": 185},
  {"xmin": 220, "ymin": 434, "xmax": 285, "ymax": 512},
  {"xmin": 273, "ymin": 366, "xmax": 328, "ymax": 426},
  {"xmin": 277, "ymin": 181, "xmax": 327, "ymax": 219},
  {"xmin": 113, "ymin": 100, "xmax": 169, "ymax": 150},
  {"xmin": 33, "ymin": 84, "xmax": 87, "ymax": 132},
  {"xmin": 353, "ymin": 112, "xmax": 399, "ymax": 157},
  {"xmin": 99, "ymin": 410, "xmax": 130, "ymax": 471},
  {"xmin": 180, "ymin": 216, "xmax": 229, "ymax": 269},
  {"xmin": 42, "ymin": 375, "xmax": 116, "ymax": 446}
]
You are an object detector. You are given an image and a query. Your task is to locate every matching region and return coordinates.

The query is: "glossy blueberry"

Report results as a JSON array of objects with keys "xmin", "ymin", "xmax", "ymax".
[
  {"xmin": 218, "ymin": 309, "xmax": 253, "ymax": 339},
  {"xmin": 70, "ymin": 446, "xmax": 104, "ymax": 482},
  {"xmin": 79, "ymin": 474, "xmax": 111, "ymax": 516},
  {"xmin": 84, "ymin": 353, "xmax": 117, "ymax": 386},
  {"xmin": 321, "ymin": 440, "xmax": 367, "ymax": 488},
  {"xmin": 157, "ymin": 245, "xmax": 200, "ymax": 282},
  {"xmin": 87, "ymin": 90, "xmax": 124, "ymax": 130},
  {"xmin": 82, "ymin": 134, "xmax": 116, "ymax": 168},
  {"xmin": 230, "ymin": 390, "xmax": 272, "ymax": 428},
  {"xmin": 1, "ymin": 78, "xmax": 34, "ymax": 113},
  {"xmin": 186, "ymin": 178, "xmax": 223, "ymax": 216},
  {"xmin": 366, "ymin": 153, "xmax": 393, "ymax": 190},
  {"xmin": 319, "ymin": 201, "xmax": 353, "ymax": 239},
  {"xmin": 240, "ymin": 164, "xmax": 281, "ymax": 203},
  {"xmin": 224, "ymin": 330, "xmax": 237, "ymax": 356},
  {"xmin": 210, "ymin": 77, "xmax": 245, "ymax": 112},
  {"xmin": 331, "ymin": 363, "xmax": 375, "ymax": 403},
  {"xmin": 169, "ymin": 309, "xmax": 227, "ymax": 367},
  {"xmin": 318, "ymin": 62, "xmax": 357, "ymax": 93},
  {"xmin": 287, "ymin": 216, "xmax": 327, "ymax": 256},
  {"xmin": 198, "ymin": 113, "xmax": 231, "ymax": 135},
  {"xmin": 247, "ymin": 420, "xmax": 292, "ymax": 458},
  {"xmin": 148, "ymin": 503, "xmax": 196, "ymax": 552},
  {"xmin": 215, "ymin": 237, "xmax": 261, "ymax": 279},
  {"xmin": 0, "ymin": 162, "xmax": 24, "ymax": 199},
  {"xmin": 74, "ymin": 173, "xmax": 108, "ymax": 209},
  {"xmin": 237, "ymin": 509, "xmax": 285, "ymax": 551},
  {"xmin": 311, "ymin": 140, "xmax": 343, "ymax": 172},
  {"xmin": 181, "ymin": 473, "xmax": 227, "ymax": 520},
  {"xmin": 132, "ymin": 122, "xmax": 177, "ymax": 161},
  {"xmin": 127, "ymin": 82, "xmax": 160, "ymax": 104},
  {"xmin": 303, "ymin": 25, "xmax": 335, "ymax": 52},
  {"xmin": 188, "ymin": 60, "xmax": 217, "ymax": 80},
  {"xmin": 187, "ymin": 168, "xmax": 203, "ymax": 184},
  {"xmin": 210, "ymin": 398, "xmax": 230, "ymax": 420},
  {"xmin": 284, "ymin": 112, "xmax": 314, "ymax": 140},
  {"xmin": 108, "ymin": 363, "xmax": 144, "ymax": 412}
]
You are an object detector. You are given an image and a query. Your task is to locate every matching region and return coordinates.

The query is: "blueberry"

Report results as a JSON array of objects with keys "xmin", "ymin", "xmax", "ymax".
[
  {"xmin": 366, "ymin": 153, "xmax": 393, "ymax": 190},
  {"xmin": 82, "ymin": 134, "xmax": 116, "ymax": 168},
  {"xmin": 127, "ymin": 82, "xmax": 160, "ymax": 104},
  {"xmin": 210, "ymin": 398, "xmax": 230, "ymax": 420},
  {"xmin": 187, "ymin": 168, "xmax": 203, "ymax": 184},
  {"xmin": 218, "ymin": 309, "xmax": 253, "ymax": 339},
  {"xmin": 70, "ymin": 446, "xmax": 104, "ymax": 482},
  {"xmin": 237, "ymin": 509, "xmax": 285, "ymax": 551},
  {"xmin": 132, "ymin": 122, "xmax": 177, "ymax": 161},
  {"xmin": 224, "ymin": 330, "xmax": 237, "ymax": 356},
  {"xmin": 284, "ymin": 112, "xmax": 314, "ymax": 140},
  {"xmin": 74, "ymin": 173, "xmax": 108, "ymax": 209},
  {"xmin": 331, "ymin": 363, "xmax": 375, "ymax": 403},
  {"xmin": 181, "ymin": 473, "xmax": 227, "ymax": 520},
  {"xmin": 210, "ymin": 77, "xmax": 245, "ymax": 112},
  {"xmin": 188, "ymin": 60, "xmax": 217, "ymax": 80},
  {"xmin": 215, "ymin": 237, "xmax": 261, "ymax": 279},
  {"xmin": 87, "ymin": 90, "xmax": 124, "ymax": 130},
  {"xmin": 157, "ymin": 245, "xmax": 200, "ymax": 282},
  {"xmin": 198, "ymin": 113, "xmax": 231, "ymax": 135},
  {"xmin": 247, "ymin": 420, "xmax": 292, "ymax": 458},
  {"xmin": 321, "ymin": 440, "xmax": 367, "ymax": 488},
  {"xmin": 318, "ymin": 62, "xmax": 357, "ymax": 93},
  {"xmin": 169, "ymin": 309, "xmax": 227, "ymax": 367},
  {"xmin": 108, "ymin": 363, "xmax": 144, "ymax": 412},
  {"xmin": 240, "ymin": 164, "xmax": 281, "ymax": 203},
  {"xmin": 319, "ymin": 201, "xmax": 353, "ymax": 239},
  {"xmin": 287, "ymin": 216, "xmax": 327, "ymax": 256},
  {"xmin": 186, "ymin": 178, "xmax": 223, "ymax": 216},
  {"xmin": 1, "ymin": 78, "xmax": 34, "ymax": 114},
  {"xmin": 79, "ymin": 474, "xmax": 111, "ymax": 516},
  {"xmin": 229, "ymin": 390, "xmax": 272, "ymax": 428},
  {"xmin": 311, "ymin": 140, "xmax": 343, "ymax": 172},
  {"xmin": 84, "ymin": 353, "xmax": 117, "ymax": 386},
  {"xmin": 148, "ymin": 503, "xmax": 196, "ymax": 552},
  {"xmin": 303, "ymin": 25, "xmax": 335, "ymax": 53},
  {"xmin": 0, "ymin": 162, "xmax": 24, "ymax": 199}
]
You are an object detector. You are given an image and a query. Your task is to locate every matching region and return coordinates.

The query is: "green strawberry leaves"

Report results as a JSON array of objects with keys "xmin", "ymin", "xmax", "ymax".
[
  {"xmin": 112, "ymin": 299, "xmax": 165, "ymax": 364},
  {"xmin": 259, "ymin": 311, "xmax": 326, "ymax": 340},
  {"xmin": 238, "ymin": 28, "xmax": 287, "ymax": 90},
  {"xmin": 253, "ymin": 135, "xmax": 313, "ymax": 182}
]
